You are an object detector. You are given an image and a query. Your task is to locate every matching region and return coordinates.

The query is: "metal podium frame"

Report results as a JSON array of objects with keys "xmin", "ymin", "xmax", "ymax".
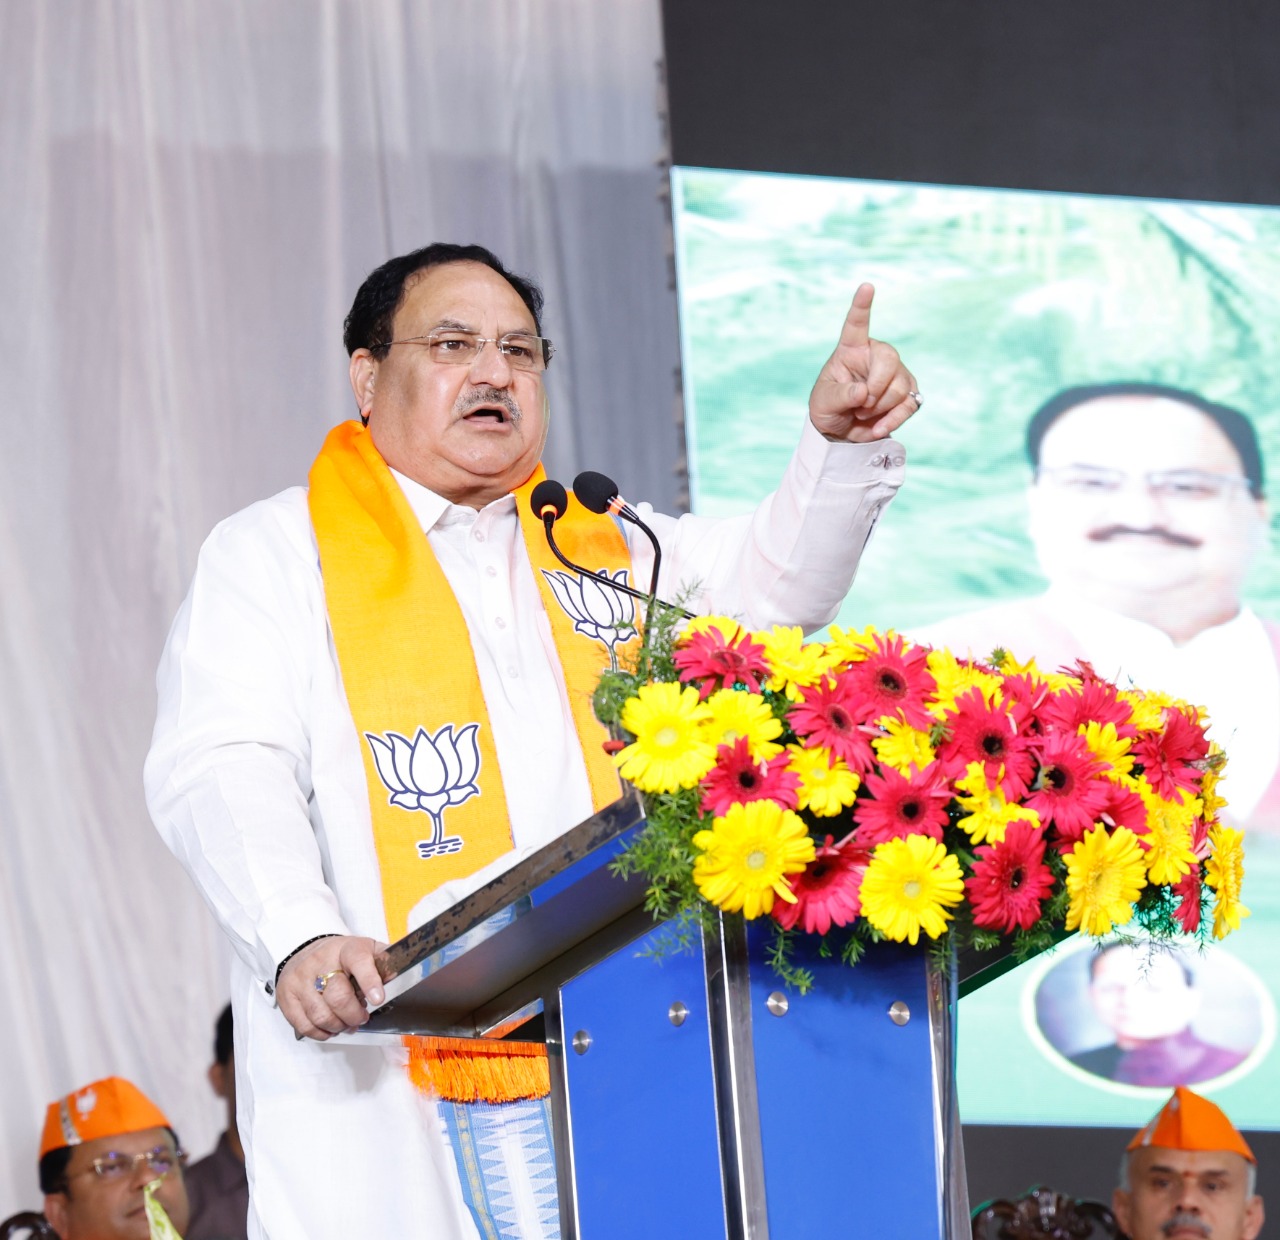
[{"xmin": 355, "ymin": 794, "xmax": 985, "ymax": 1239}]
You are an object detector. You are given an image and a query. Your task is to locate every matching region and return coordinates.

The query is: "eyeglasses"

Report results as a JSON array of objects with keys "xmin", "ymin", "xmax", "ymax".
[
  {"xmin": 385, "ymin": 329, "xmax": 554, "ymax": 372},
  {"xmin": 71, "ymin": 1147, "xmax": 188, "ymax": 1182},
  {"xmin": 1036, "ymin": 465, "xmax": 1253, "ymax": 502}
]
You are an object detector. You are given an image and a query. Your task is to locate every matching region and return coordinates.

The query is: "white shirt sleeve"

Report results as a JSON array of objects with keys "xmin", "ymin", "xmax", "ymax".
[
  {"xmin": 145, "ymin": 492, "xmax": 350, "ymax": 984},
  {"xmin": 634, "ymin": 422, "xmax": 906, "ymax": 629}
]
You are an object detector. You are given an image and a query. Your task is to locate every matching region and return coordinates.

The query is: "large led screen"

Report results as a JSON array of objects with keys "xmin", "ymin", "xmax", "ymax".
[{"xmin": 671, "ymin": 166, "xmax": 1280, "ymax": 1129}]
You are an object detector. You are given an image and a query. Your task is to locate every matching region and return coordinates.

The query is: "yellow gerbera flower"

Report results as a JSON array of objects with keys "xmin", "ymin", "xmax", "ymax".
[
  {"xmin": 825, "ymin": 623, "xmax": 892, "ymax": 666},
  {"xmin": 925, "ymin": 648, "xmax": 1001, "ymax": 716},
  {"xmin": 1205, "ymin": 824, "xmax": 1249, "ymax": 939},
  {"xmin": 1136, "ymin": 783, "xmax": 1199, "ymax": 885},
  {"xmin": 1079, "ymin": 720, "xmax": 1134, "ymax": 781},
  {"xmin": 1117, "ymin": 690, "xmax": 1166, "ymax": 734},
  {"xmin": 859, "ymin": 834, "xmax": 965, "ymax": 945},
  {"xmin": 1063, "ymin": 825, "xmax": 1147, "ymax": 937},
  {"xmin": 954, "ymin": 762, "xmax": 1040, "ymax": 845},
  {"xmin": 787, "ymin": 743, "xmax": 860, "ymax": 816},
  {"xmin": 1200, "ymin": 744, "xmax": 1229, "ymax": 820},
  {"xmin": 998, "ymin": 651, "xmax": 1075, "ymax": 693},
  {"xmin": 872, "ymin": 718, "xmax": 936, "ymax": 776},
  {"xmin": 1111, "ymin": 770, "xmax": 1152, "ymax": 797},
  {"xmin": 702, "ymin": 688, "xmax": 783, "ymax": 760},
  {"xmin": 614, "ymin": 681, "xmax": 716, "ymax": 793},
  {"xmin": 692, "ymin": 800, "xmax": 816, "ymax": 919},
  {"xmin": 680, "ymin": 614, "xmax": 748, "ymax": 643},
  {"xmin": 760, "ymin": 626, "xmax": 833, "ymax": 701}
]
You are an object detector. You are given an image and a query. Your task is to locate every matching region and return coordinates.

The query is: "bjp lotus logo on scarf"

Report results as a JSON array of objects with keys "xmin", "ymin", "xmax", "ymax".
[
  {"xmin": 365, "ymin": 724, "xmax": 481, "ymax": 859},
  {"xmin": 542, "ymin": 568, "xmax": 637, "ymax": 668}
]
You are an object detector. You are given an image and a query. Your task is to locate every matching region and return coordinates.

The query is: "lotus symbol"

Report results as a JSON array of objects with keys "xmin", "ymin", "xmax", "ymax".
[
  {"xmin": 365, "ymin": 724, "xmax": 482, "ymax": 859},
  {"xmin": 542, "ymin": 568, "xmax": 637, "ymax": 668}
]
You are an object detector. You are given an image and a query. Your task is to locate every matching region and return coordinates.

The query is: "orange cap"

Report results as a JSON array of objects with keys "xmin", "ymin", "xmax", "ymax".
[
  {"xmin": 39, "ymin": 1077, "xmax": 172, "ymax": 1159},
  {"xmin": 1127, "ymin": 1086, "xmax": 1255, "ymax": 1164}
]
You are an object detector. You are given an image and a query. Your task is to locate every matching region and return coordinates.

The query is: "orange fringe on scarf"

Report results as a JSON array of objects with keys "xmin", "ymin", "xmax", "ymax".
[{"xmin": 406, "ymin": 1037, "xmax": 550, "ymax": 1104}]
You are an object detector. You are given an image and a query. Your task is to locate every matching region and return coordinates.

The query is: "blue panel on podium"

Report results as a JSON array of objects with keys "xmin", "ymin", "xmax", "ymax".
[
  {"xmin": 561, "ymin": 932, "xmax": 726, "ymax": 1239},
  {"xmin": 748, "ymin": 932, "xmax": 941, "ymax": 1240}
]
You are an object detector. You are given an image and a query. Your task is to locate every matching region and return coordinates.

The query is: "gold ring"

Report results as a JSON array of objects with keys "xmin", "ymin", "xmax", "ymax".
[{"xmin": 314, "ymin": 969, "xmax": 344, "ymax": 995}]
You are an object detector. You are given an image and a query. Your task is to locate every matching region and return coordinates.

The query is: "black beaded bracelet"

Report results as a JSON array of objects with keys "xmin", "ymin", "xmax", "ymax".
[{"xmin": 273, "ymin": 933, "xmax": 341, "ymax": 988}]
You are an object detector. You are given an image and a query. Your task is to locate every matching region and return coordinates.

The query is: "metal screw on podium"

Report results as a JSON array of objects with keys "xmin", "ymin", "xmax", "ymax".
[
  {"xmin": 572, "ymin": 1030, "xmax": 592, "ymax": 1055},
  {"xmin": 766, "ymin": 991, "xmax": 789, "ymax": 1017},
  {"xmin": 888, "ymin": 1001, "xmax": 911, "ymax": 1026},
  {"xmin": 668, "ymin": 1002, "xmax": 689, "ymax": 1027}
]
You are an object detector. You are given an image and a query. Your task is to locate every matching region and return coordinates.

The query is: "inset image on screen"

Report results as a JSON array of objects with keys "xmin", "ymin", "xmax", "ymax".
[{"xmin": 1028, "ymin": 937, "xmax": 1272, "ymax": 1093}]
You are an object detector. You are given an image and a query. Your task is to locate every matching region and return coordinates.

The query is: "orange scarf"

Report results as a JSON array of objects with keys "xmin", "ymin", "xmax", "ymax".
[{"xmin": 308, "ymin": 421, "xmax": 635, "ymax": 1099}]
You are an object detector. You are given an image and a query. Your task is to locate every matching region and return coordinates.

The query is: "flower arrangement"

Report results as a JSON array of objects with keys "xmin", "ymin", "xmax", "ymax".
[{"xmin": 594, "ymin": 616, "xmax": 1247, "ymax": 991}]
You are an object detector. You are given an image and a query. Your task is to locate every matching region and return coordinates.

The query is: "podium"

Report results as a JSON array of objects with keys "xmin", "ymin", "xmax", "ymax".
[{"xmin": 362, "ymin": 794, "xmax": 981, "ymax": 1239}]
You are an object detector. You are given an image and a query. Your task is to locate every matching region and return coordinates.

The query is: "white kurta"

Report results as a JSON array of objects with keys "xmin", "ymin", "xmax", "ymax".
[{"xmin": 145, "ymin": 423, "xmax": 905, "ymax": 1240}]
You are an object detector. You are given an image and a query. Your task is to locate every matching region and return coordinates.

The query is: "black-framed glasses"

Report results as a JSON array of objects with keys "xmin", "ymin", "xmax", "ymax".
[
  {"xmin": 71, "ymin": 1147, "xmax": 188, "ymax": 1182},
  {"xmin": 385, "ymin": 329, "xmax": 553, "ymax": 372}
]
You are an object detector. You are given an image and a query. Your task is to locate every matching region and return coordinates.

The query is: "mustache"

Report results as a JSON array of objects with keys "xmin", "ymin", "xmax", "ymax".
[
  {"xmin": 1088, "ymin": 525, "xmax": 1200, "ymax": 548},
  {"xmin": 1162, "ymin": 1212, "xmax": 1210, "ymax": 1237},
  {"xmin": 454, "ymin": 385, "xmax": 521, "ymax": 422}
]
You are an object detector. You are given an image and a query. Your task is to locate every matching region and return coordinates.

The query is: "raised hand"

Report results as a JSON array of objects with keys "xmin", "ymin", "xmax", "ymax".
[{"xmin": 808, "ymin": 283, "xmax": 921, "ymax": 443}]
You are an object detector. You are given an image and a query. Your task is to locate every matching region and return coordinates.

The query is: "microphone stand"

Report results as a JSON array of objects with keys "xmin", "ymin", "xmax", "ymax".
[
  {"xmin": 540, "ymin": 514, "xmax": 694, "ymax": 620},
  {"xmin": 542, "ymin": 514, "xmax": 701, "ymax": 624}
]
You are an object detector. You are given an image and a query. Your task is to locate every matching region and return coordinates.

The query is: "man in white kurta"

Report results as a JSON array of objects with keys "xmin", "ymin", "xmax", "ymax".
[{"xmin": 145, "ymin": 243, "xmax": 922, "ymax": 1239}]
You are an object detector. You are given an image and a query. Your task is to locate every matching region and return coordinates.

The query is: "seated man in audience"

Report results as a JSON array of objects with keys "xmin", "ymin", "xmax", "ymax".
[
  {"xmin": 184, "ymin": 1005, "xmax": 248, "ymax": 1240},
  {"xmin": 39, "ymin": 1075, "xmax": 189, "ymax": 1240},
  {"xmin": 1113, "ymin": 1085, "xmax": 1264, "ymax": 1240}
]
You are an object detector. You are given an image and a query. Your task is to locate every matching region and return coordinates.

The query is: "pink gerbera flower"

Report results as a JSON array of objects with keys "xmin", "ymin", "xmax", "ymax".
[
  {"xmin": 1132, "ymin": 707, "xmax": 1211, "ymax": 801},
  {"xmin": 935, "ymin": 688, "xmax": 1035, "ymax": 798},
  {"xmin": 675, "ymin": 626, "xmax": 770, "ymax": 701},
  {"xmin": 1023, "ymin": 732, "xmax": 1110, "ymax": 840},
  {"xmin": 700, "ymin": 737, "xmax": 800, "ymax": 816},
  {"xmin": 1087, "ymin": 779, "xmax": 1149, "ymax": 843},
  {"xmin": 852, "ymin": 762, "xmax": 952, "ymax": 846},
  {"xmin": 1038, "ymin": 681, "xmax": 1136, "ymax": 739},
  {"xmin": 841, "ymin": 633, "xmax": 937, "ymax": 729},
  {"xmin": 773, "ymin": 835, "xmax": 871, "ymax": 935},
  {"xmin": 790, "ymin": 677, "xmax": 878, "ymax": 774},
  {"xmin": 997, "ymin": 672, "xmax": 1053, "ymax": 730},
  {"xmin": 965, "ymin": 822, "xmax": 1055, "ymax": 933},
  {"xmin": 1172, "ymin": 868, "xmax": 1203, "ymax": 934},
  {"xmin": 1189, "ymin": 815, "xmax": 1210, "ymax": 858}
]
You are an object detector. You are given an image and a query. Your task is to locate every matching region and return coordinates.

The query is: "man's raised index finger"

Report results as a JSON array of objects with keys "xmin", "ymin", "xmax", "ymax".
[{"xmin": 838, "ymin": 282, "xmax": 876, "ymax": 349}]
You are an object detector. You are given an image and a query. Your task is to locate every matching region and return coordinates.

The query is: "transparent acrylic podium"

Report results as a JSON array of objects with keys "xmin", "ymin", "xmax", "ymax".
[{"xmin": 363, "ymin": 793, "xmax": 990, "ymax": 1240}]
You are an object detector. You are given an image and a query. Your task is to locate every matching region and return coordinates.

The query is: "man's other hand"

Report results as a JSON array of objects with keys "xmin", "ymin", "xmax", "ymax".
[{"xmin": 277, "ymin": 935, "xmax": 388, "ymax": 1040}]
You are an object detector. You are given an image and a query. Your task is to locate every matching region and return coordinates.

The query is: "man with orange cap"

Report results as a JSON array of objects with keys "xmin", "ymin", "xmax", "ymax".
[
  {"xmin": 1113, "ymin": 1085, "xmax": 1264, "ymax": 1240},
  {"xmin": 38, "ymin": 1076, "xmax": 190, "ymax": 1240}
]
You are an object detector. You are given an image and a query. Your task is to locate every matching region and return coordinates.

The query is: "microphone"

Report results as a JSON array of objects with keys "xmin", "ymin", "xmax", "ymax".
[
  {"xmin": 573, "ymin": 471, "xmax": 663, "ymax": 604},
  {"xmin": 528, "ymin": 481, "xmax": 693, "ymax": 619},
  {"xmin": 530, "ymin": 478, "xmax": 568, "ymax": 522},
  {"xmin": 574, "ymin": 471, "xmax": 637, "ymax": 522}
]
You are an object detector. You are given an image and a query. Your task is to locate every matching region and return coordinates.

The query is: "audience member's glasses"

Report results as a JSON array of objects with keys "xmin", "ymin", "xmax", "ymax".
[
  {"xmin": 1036, "ymin": 465, "xmax": 1253, "ymax": 502},
  {"xmin": 384, "ymin": 330, "xmax": 553, "ymax": 372},
  {"xmin": 73, "ymin": 1147, "xmax": 188, "ymax": 1181}
]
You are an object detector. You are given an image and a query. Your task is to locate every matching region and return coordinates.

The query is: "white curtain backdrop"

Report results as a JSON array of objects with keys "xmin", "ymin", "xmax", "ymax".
[{"xmin": 0, "ymin": 0, "xmax": 682, "ymax": 1216}]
